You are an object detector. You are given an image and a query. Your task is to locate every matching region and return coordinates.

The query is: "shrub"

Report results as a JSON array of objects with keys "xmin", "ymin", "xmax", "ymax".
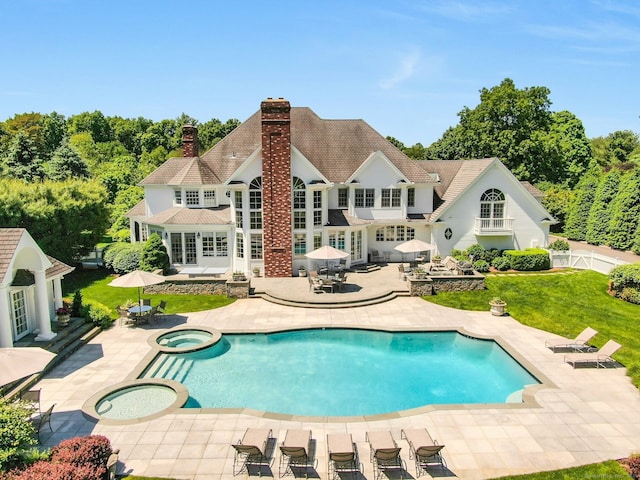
[
  {"xmin": 626, "ymin": 454, "xmax": 640, "ymax": 479},
  {"xmin": 483, "ymin": 248, "xmax": 501, "ymax": 263},
  {"xmin": 102, "ymin": 242, "xmax": 129, "ymax": 270},
  {"xmin": 503, "ymin": 248, "xmax": 550, "ymax": 271},
  {"xmin": 71, "ymin": 290, "xmax": 83, "ymax": 317},
  {"xmin": 465, "ymin": 244, "xmax": 485, "ymax": 260},
  {"xmin": 82, "ymin": 301, "xmax": 114, "ymax": 329},
  {"xmin": 609, "ymin": 263, "xmax": 640, "ymax": 292},
  {"xmin": 50, "ymin": 435, "xmax": 112, "ymax": 472},
  {"xmin": 139, "ymin": 233, "xmax": 170, "ymax": 273},
  {"xmin": 112, "ymin": 243, "xmax": 143, "ymax": 274},
  {"xmin": 548, "ymin": 239, "xmax": 570, "ymax": 251},
  {"xmin": 472, "ymin": 260, "xmax": 490, "ymax": 273},
  {"xmin": 4, "ymin": 460, "xmax": 97, "ymax": 480},
  {"xmin": 491, "ymin": 256, "xmax": 511, "ymax": 271},
  {"xmin": 450, "ymin": 249, "xmax": 466, "ymax": 262},
  {"xmin": 619, "ymin": 287, "xmax": 640, "ymax": 305},
  {"xmin": 0, "ymin": 400, "xmax": 37, "ymax": 471}
]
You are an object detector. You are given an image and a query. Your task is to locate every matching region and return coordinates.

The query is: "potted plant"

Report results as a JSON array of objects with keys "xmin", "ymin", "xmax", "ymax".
[
  {"xmin": 56, "ymin": 305, "xmax": 71, "ymax": 327},
  {"xmin": 232, "ymin": 271, "xmax": 246, "ymax": 281},
  {"xmin": 298, "ymin": 266, "xmax": 307, "ymax": 277},
  {"xmin": 432, "ymin": 254, "xmax": 442, "ymax": 265},
  {"xmin": 489, "ymin": 297, "xmax": 507, "ymax": 316},
  {"xmin": 252, "ymin": 266, "xmax": 261, "ymax": 277},
  {"xmin": 413, "ymin": 266, "xmax": 427, "ymax": 279}
]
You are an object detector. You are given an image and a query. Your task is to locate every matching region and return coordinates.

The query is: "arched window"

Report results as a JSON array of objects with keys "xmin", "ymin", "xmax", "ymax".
[
  {"xmin": 480, "ymin": 188, "xmax": 505, "ymax": 219},
  {"xmin": 292, "ymin": 177, "xmax": 306, "ymax": 229},
  {"xmin": 249, "ymin": 177, "xmax": 262, "ymax": 229}
]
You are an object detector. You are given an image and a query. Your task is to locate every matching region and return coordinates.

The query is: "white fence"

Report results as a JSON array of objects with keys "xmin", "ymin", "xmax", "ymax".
[{"xmin": 549, "ymin": 249, "xmax": 628, "ymax": 275}]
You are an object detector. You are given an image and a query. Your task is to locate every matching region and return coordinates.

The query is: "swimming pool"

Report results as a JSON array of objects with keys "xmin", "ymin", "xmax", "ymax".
[{"xmin": 141, "ymin": 329, "xmax": 539, "ymax": 417}]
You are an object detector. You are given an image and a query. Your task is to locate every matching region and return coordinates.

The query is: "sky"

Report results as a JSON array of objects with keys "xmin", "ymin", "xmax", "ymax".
[{"xmin": 1, "ymin": 0, "xmax": 639, "ymax": 146}]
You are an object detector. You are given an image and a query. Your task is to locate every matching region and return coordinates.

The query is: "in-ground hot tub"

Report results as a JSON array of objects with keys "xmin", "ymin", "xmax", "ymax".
[{"xmin": 148, "ymin": 326, "xmax": 222, "ymax": 353}]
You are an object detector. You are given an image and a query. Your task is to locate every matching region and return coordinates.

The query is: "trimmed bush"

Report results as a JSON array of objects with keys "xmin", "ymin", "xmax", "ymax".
[
  {"xmin": 608, "ymin": 169, "xmax": 640, "ymax": 251},
  {"xmin": 139, "ymin": 233, "xmax": 170, "ymax": 273},
  {"xmin": 71, "ymin": 290, "xmax": 82, "ymax": 317},
  {"xmin": 548, "ymin": 238, "xmax": 570, "ymax": 251},
  {"xmin": 504, "ymin": 248, "xmax": 550, "ymax": 271},
  {"xmin": 565, "ymin": 169, "xmax": 600, "ymax": 241},
  {"xmin": 112, "ymin": 243, "xmax": 143, "ymax": 273},
  {"xmin": 5, "ymin": 460, "xmax": 97, "ymax": 480},
  {"xmin": 483, "ymin": 248, "xmax": 501, "ymax": 263},
  {"xmin": 82, "ymin": 301, "xmax": 113, "ymax": 329},
  {"xmin": 0, "ymin": 401, "xmax": 37, "ymax": 471},
  {"xmin": 472, "ymin": 260, "xmax": 490, "ymax": 273},
  {"xmin": 102, "ymin": 242, "xmax": 130, "ymax": 270},
  {"xmin": 586, "ymin": 169, "xmax": 620, "ymax": 245},
  {"xmin": 609, "ymin": 264, "xmax": 640, "ymax": 305},
  {"xmin": 50, "ymin": 435, "xmax": 112, "ymax": 472},
  {"xmin": 619, "ymin": 288, "xmax": 640, "ymax": 305},
  {"xmin": 491, "ymin": 256, "xmax": 511, "ymax": 271},
  {"xmin": 465, "ymin": 244, "xmax": 485, "ymax": 260}
]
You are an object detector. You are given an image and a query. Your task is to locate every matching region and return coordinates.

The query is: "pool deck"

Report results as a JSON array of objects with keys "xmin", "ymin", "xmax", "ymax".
[{"xmin": 34, "ymin": 269, "xmax": 640, "ymax": 479}]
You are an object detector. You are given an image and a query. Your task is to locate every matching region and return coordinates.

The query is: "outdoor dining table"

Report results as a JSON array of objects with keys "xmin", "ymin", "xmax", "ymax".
[{"xmin": 128, "ymin": 305, "xmax": 152, "ymax": 315}]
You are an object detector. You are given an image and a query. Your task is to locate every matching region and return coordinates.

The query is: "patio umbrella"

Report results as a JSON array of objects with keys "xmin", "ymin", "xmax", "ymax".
[
  {"xmin": 0, "ymin": 347, "xmax": 56, "ymax": 387},
  {"xmin": 108, "ymin": 270, "xmax": 165, "ymax": 307},
  {"xmin": 394, "ymin": 239, "xmax": 435, "ymax": 262},
  {"xmin": 305, "ymin": 245, "xmax": 350, "ymax": 275}
]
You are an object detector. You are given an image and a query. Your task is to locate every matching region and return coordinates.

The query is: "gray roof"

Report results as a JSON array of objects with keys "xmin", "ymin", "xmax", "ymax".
[
  {"xmin": 145, "ymin": 206, "xmax": 233, "ymax": 226},
  {"xmin": 141, "ymin": 107, "xmax": 437, "ymax": 186}
]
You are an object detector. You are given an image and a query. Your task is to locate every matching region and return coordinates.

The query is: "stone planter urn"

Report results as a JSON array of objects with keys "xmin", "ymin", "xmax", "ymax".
[
  {"xmin": 56, "ymin": 308, "xmax": 71, "ymax": 327},
  {"xmin": 489, "ymin": 298, "xmax": 507, "ymax": 316},
  {"xmin": 298, "ymin": 268, "xmax": 307, "ymax": 277}
]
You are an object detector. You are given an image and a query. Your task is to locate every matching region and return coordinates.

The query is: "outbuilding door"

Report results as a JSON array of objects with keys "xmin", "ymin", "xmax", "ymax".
[{"xmin": 11, "ymin": 290, "xmax": 29, "ymax": 340}]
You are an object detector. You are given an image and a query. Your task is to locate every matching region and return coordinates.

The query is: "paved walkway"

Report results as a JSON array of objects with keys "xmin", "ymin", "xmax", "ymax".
[{"xmin": 34, "ymin": 294, "xmax": 640, "ymax": 479}]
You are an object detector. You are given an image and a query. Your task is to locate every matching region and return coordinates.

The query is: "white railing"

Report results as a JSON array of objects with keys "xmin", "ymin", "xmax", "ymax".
[{"xmin": 474, "ymin": 217, "xmax": 514, "ymax": 234}]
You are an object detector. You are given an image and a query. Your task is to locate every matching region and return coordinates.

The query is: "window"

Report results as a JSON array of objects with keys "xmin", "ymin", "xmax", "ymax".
[
  {"xmin": 480, "ymin": 188, "xmax": 505, "ymax": 219},
  {"xmin": 374, "ymin": 225, "xmax": 415, "ymax": 242},
  {"xmin": 351, "ymin": 230, "xmax": 362, "ymax": 262},
  {"xmin": 313, "ymin": 233, "xmax": 322, "ymax": 250},
  {"xmin": 250, "ymin": 234, "xmax": 263, "ymax": 259},
  {"xmin": 407, "ymin": 187, "xmax": 415, "ymax": 207},
  {"xmin": 186, "ymin": 190, "xmax": 199, "ymax": 207},
  {"xmin": 184, "ymin": 233, "xmax": 197, "ymax": 264},
  {"xmin": 170, "ymin": 233, "xmax": 183, "ymax": 263},
  {"xmin": 313, "ymin": 210, "xmax": 322, "ymax": 226},
  {"xmin": 235, "ymin": 191, "xmax": 243, "ymax": 228},
  {"xmin": 381, "ymin": 188, "xmax": 401, "ymax": 208},
  {"xmin": 202, "ymin": 233, "xmax": 215, "ymax": 256},
  {"xmin": 313, "ymin": 191, "xmax": 322, "ymax": 209},
  {"xmin": 355, "ymin": 188, "xmax": 374, "ymax": 207},
  {"xmin": 397, "ymin": 225, "xmax": 405, "ymax": 241},
  {"xmin": 376, "ymin": 228, "xmax": 385, "ymax": 241},
  {"xmin": 203, "ymin": 190, "xmax": 216, "ymax": 207},
  {"xmin": 328, "ymin": 231, "xmax": 345, "ymax": 250},
  {"xmin": 249, "ymin": 177, "xmax": 262, "ymax": 230},
  {"xmin": 250, "ymin": 211, "xmax": 262, "ymax": 229},
  {"xmin": 236, "ymin": 233, "xmax": 244, "ymax": 258},
  {"xmin": 294, "ymin": 233, "xmax": 306, "ymax": 255},
  {"xmin": 292, "ymin": 177, "xmax": 305, "ymax": 209},
  {"xmin": 11, "ymin": 290, "xmax": 28, "ymax": 338},
  {"xmin": 216, "ymin": 232, "xmax": 228, "ymax": 256},
  {"xmin": 338, "ymin": 188, "xmax": 348, "ymax": 208},
  {"xmin": 174, "ymin": 190, "xmax": 182, "ymax": 205},
  {"xmin": 292, "ymin": 211, "xmax": 305, "ymax": 229}
]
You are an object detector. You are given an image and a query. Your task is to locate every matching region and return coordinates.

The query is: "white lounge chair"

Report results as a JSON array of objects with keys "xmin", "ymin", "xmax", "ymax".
[
  {"xmin": 564, "ymin": 339, "xmax": 622, "ymax": 368},
  {"xmin": 232, "ymin": 428, "xmax": 274, "ymax": 476},
  {"xmin": 545, "ymin": 326, "xmax": 598, "ymax": 352},
  {"xmin": 366, "ymin": 431, "xmax": 405, "ymax": 480},
  {"xmin": 279, "ymin": 429, "xmax": 314, "ymax": 478},
  {"xmin": 327, "ymin": 433, "xmax": 360, "ymax": 480},
  {"xmin": 401, "ymin": 428, "xmax": 445, "ymax": 477}
]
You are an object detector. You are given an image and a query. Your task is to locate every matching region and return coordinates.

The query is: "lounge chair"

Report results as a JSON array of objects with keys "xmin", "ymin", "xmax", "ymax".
[
  {"xmin": 401, "ymin": 428, "xmax": 445, "ymax": 477},
  {"xmin": 232, "ymin": 428, "xmax": 274, "ymax": 476},
  {"xmin": 327, "ymin": 433, "xmax": 361, "ymax": 480},
  {"xmin": 564, "ymin": 339, "xmax": 622, "ymax": 368},
  {"xmin": 279, "ymin": 429, "xmax": 314, "ymax": 477},
  {"xmin": 366, "ymin": 431, "xmax": 405, "ymax": 480},
  {"xmin": 545, "ymin": 327, "xmax": 598, "ymax": 352}
]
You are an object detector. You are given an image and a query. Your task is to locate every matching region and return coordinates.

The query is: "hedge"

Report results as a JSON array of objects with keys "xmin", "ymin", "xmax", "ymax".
[
  {"xmin": 609, "ymin": 263, "xmax": 640, "ymax": 294},
  {"xmin": 503, "ymin": 248, "xmax": 550, "ymax": 271}
]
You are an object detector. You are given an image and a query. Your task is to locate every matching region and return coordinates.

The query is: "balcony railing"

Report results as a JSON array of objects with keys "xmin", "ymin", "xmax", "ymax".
[{"xmin": 474, "ymin": 217, "xmax": 514, "ymax": 235}]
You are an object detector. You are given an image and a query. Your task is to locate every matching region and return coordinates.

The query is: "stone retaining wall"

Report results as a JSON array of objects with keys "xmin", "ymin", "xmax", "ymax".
[
  {"xmin": 145, "ymin": 279, "xmax": 250, "ymax": 299},
  {"xmin": 408, "ymin": 273, "xmax": 485, "ymax": 296}
]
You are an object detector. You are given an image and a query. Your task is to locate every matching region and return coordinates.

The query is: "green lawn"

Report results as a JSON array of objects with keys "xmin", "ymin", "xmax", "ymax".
[
  {"xmin": 489, "ymin": 460, "xmax": 630, "ymax": 479},
  {"xmin": 62, "ymin": 269, "xmax": 235, "ymax": 316},
  {"xmin": 425, "ymin": 270, "xmax": 640, "ymax": 389}
]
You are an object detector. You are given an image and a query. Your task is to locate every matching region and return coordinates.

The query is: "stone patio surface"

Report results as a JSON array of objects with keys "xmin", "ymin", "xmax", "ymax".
[{"xmin": 34, "ymin": 271, "xmax": 640, "ymax": 479}]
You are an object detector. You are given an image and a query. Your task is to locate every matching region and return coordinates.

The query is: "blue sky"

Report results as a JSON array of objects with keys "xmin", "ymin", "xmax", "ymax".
[{"xmin": 1, "ymin": 0, "xmax": 639, "ymax": 145}]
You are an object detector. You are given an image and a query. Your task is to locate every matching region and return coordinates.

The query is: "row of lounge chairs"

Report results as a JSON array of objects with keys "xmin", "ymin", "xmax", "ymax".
[
  {"xmin": 231, "ymin": 427, "xmax": 445, "ymax": 478},
  {"xmin": 544, "ymin": 326, "xmax": 622, "ymax": 368}
]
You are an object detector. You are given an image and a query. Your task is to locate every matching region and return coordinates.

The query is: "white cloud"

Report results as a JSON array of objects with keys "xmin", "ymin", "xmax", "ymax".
[{"xmin": 379, "ymin": 49, "xmax": 422, "ymax": 90}]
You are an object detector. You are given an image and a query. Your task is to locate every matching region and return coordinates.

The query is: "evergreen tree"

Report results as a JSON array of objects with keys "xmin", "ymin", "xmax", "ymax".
[
  {"xmin": 139, "ymin": 233, "xmax": 170, "ymax": 273},
  {"xmin": 45, "ymin": 137, "xmax": 90, "ymax": 180},
  {"xmin": 1, "ymin": 131, "xmax": 44, "ymax": 181},
  {"xmin": 564, "ymin": 168, "xmax": 600, "ymax": 241},
  {"xmin": 585, "ymin": 169, "xmax": 620, "ymax": 245},
  {"xmin": 608, "ymin": 169, "xmax": 640, "ymax": 251}
]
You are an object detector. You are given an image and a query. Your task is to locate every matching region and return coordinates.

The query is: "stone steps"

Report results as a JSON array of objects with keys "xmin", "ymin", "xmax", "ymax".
[{"xmin": 254, "ymin": 289, "xmax": 409, "ymax": 309}]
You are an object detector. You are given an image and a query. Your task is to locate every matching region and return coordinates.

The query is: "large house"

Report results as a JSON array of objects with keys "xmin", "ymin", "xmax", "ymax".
[
  {"xmin": 0, "ymin": 228, "xmax": 74, "ymax": 347},
  {"xmin": 128, "ymin": 98, "xmax": 553, "ymax": 277}
]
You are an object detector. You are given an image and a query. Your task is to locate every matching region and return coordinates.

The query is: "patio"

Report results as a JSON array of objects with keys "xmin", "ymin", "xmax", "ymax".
[{"xmin": 31, "ymin": 272, "xmax": 640, "ymax": 479}]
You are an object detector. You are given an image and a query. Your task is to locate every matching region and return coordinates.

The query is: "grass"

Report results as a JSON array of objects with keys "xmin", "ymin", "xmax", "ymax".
[
  {"xmin": 425, "ymin": 270, "xmax": 640, "ymax": 389},
  {"xmin": 489, "ymin": 460, "xmax": 630, "ymax": 479},
  {"xmin": 62, "ymin": 269, "xmax": 235, "ymax": 316}
]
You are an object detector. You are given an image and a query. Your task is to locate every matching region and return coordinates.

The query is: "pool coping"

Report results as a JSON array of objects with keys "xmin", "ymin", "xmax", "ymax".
[{"xmin": 86, "ymin": 324, "xmax": 557, "ymax": 426}]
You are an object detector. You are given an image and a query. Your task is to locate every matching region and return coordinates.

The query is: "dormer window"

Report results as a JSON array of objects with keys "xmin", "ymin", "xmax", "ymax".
[
  {"xmin": 203, "ymin": 190, "xmax": 216, "ymax": 207},
  {"xmin": 185, "ymin": 190, "xmax": 199, "ymax": 207}
]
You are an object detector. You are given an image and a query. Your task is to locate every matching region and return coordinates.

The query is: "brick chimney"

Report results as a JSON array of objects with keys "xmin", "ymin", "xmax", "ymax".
[
  {"xmin": 182, "ymin": 124, "xmax": 199, "ymax": 157},
  {"xmin": 261, "ymin": 98, "xmax": 293, "ymax": 277}
]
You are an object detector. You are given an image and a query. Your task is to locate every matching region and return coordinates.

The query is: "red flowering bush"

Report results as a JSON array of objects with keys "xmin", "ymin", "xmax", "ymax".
[
  {"xmin": 3, "ymin": 461, "xmax": 97, "ymax": 480},
  {"xmin": 50, "ymin": 435, "xmax": 112, "ymax": 471}
]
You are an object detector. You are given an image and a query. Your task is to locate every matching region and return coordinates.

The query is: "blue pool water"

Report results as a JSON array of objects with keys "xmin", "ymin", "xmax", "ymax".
[{"xmin": 142, "ymin": 329, "xmax": 539, "ymax": 416}]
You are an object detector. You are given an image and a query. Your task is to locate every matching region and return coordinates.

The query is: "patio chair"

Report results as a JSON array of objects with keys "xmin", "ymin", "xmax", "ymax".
[
  {"xmin": 117, "ymin": 306, "xmax": 135, "ymax": 327},
  {"xmin": 366, "ymin": 431, "xmax": 405, "ymax": 480},
  {"xmin": 370, "ymin": 249, "xmax": 383, "ymax": 263},
  {"xmin": 334, "ymin": 273, "xmax": 348, "ymax": 292},
  {"xmin": 398, "ymin": 263, "xmax": 411, "ymax": 279},
  {"xmin": 32, "ymin": 403, "xmax": 55, "ymax": 439},
  {"xmin": 564, "ymin": 339, "xmax": 622, "ymax": 368},
  {"xmin": 142, "ymin": 298, "xmax": 151, "ymax": 306},
  {"xmin": 279, "ymin": 429, "xmax": 315, "ymax": 477},
  {"xmin": 157, "ymin": 300, "xmax": 167, "ymax": 313},
  {"xmin": 232, "ymin": 428, "xmax": 274, "ymax": 476},
  {"xmin": 401, "ymin": 428, "xmax": 445, "ymax": 477},
  {"xmin": 20, "ymin": 388, "xmax": 41, "ymax": 415},
  {"xmin": 545, "ymin": 327, "xmax": 598, "ymax": 352},
  {"xmin": 308, "ymin": 275, "xmax": 324, "ymax": 293},
  {"xmin": 327, "ymin": 433, "xmax": 361, "ymax": 480}
]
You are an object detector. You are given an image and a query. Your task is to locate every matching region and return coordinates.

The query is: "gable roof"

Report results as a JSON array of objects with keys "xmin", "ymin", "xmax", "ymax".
[
  {"xmin": 145, "ymin": 206, "xmax": 232, "ymax": 226},
  {"xmin": 141, "ymin": 107, "xmax": 437, "ymax": 186},
  {"xmin": 0, "ymin": 228, "xmax": 25, "ymax": 284}
]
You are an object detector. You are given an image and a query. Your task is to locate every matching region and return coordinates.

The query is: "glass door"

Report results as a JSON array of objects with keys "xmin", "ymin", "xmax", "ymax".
[{"xmin": 11, "ymin": 290, "xmax": 28, "ymax": 340}]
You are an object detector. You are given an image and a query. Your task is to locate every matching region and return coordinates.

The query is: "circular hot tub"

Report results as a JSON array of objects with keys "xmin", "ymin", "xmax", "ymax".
[
  {"xmin": 148, "ymin": 326, "xmax": 222, "ymax": 353},
  {"xmin": 83, "ymin": 379, "xmax": 188, "ymax": 425}
]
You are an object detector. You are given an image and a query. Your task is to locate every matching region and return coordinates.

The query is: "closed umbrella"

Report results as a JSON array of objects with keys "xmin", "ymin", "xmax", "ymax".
[
  {"xmin": 394, "ymin": 239, "xmax": 435, "ymax": 263},
  {"xmin": 108, "ymin": 270, "xmax": 165, "ymax": 307},
  {"xmin": 0, "ymin": 347, "xmax": 56, "ymax": 387},
  {"xmin": 305, "ymin": 245, "xmax": 350, "ymax": 276}
]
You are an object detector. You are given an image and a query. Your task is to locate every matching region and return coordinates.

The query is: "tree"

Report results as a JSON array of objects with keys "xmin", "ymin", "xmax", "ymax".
[
  {"xmin": 585, "ymin": 169, "xmax": 620, "ymax": 245},
  {"xmin": 538, "ymin": 181, "xmax": 574, "ymax": 233},
  {"xmin": 40, "ymin": 111, "xmax": 67, "ymax": 157},
  {"xmin": 591, "ymin": 130, "xmax": 640, "ymax": 167},
  {"xmin": 608, "ymin": 169, "xmax": 640, "ymax": 251},
  {"xmin": 0, "ymin": 179, "xmax": 111, "ymax": 263},
  {"xmin": 564, "ymin": 168, "xmax": 600, "ymax": 241},
  {"xmin": 424, "ymin": 78, "xmax": 591, "ymax": 185},
  {"xmin": 139, "ymin": 233, "xmax": 170, "ymax": 273},
  {"xmin": 110, "ymin": 185, "xmax": 144, "ymax": 234},
  {"xmin": 68, "ymin": 111, "xmax": 113, "ymax": 143},
  {"xmin": 0, "ymin": 399, "xmax": 37, "ymax": 470},
  {"xmin": 45, "ymin": 137, "xmax": 90, "ymax": 180},
  {"xmin": 1, "ymin": 131, "xmax": 44, "ymax": 181}
]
